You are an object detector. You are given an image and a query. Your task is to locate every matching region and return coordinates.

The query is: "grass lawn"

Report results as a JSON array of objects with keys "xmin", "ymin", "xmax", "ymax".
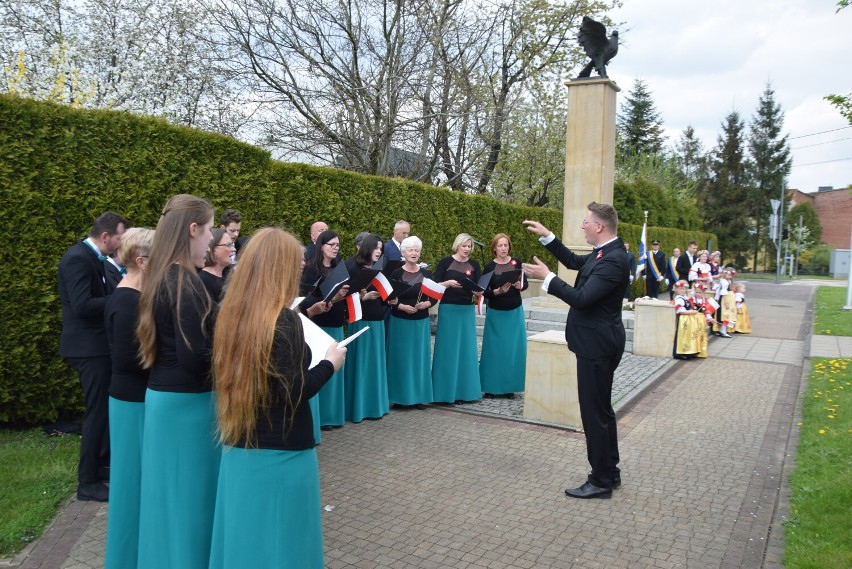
[
  {"xmin": 784, "ymin": 284, "xmax": 852, "ymax": 568},
  {"xmin": 0, "ymin": 428, "xmax": 78, "ymax": 558},
  {"xmin": 814, "ymin": 286, "xmax": 852, "ymax": 336}
]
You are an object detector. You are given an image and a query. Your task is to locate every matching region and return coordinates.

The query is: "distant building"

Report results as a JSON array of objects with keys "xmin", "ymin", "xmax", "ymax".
[{"xmin": 787, "ymin": 186, "xmax": 852, "ymax": 249}]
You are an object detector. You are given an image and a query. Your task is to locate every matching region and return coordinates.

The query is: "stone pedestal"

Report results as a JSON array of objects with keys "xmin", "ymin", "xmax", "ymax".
[
  {"xmin": 632, "ymin": 299, "xmax": 676, "ymax": 358},
  {"xmin": 523, "ymin": 330, "xmax": 582, "ymax": 429},
  {"xmin": 557, "ymin": 78, "xmax": 620, "ymax": 286}
]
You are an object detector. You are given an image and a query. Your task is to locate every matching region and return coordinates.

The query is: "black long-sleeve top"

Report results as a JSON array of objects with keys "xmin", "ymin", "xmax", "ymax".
[
  {"xmin": 235, "ymin": 309, "xmax": 335, "ymax": 450},
  {"xmin": 105, "ymin": 287, "xmax": 149, "ymax": 402},
  {"xmin": 482, "ymin": 258, "xmax": 528, "ymax": 311},
  {"xmin": 433, "ymin": 256, "xmax": 480, "ymax": 305},
  {"xmin": 299, "ymin": 264, "xmax": 347, "ymax": 328},
  {"xmin": 345, "ymin": 258, "xmax": 385, "ymax": 321},
  {"xmin": 147, "ymin": 265, "xmax": 214, "ymax": 393},
  {"xmin": 389, "ymin": 267, "xmax": 436, "ymax": 320},
  {"xmin": 198, "ymin": 269, "xmax": 224, "ymax": 304}
]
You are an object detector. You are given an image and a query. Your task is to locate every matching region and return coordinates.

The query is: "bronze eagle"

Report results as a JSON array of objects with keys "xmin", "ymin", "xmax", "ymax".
[{"xmin": 577, "ymin": 16, "xmax": 619, "ymax": 79}]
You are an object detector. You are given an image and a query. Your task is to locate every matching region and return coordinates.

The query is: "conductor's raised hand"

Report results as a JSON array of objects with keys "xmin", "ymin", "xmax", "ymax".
[
  {"xmin": 324, "ymin": 342, "xmax": 347, "ymax": 371},
  {"xmin": 522, "ymin": 256, "xmax": 551, "ymax": 280},
  {"xmin": 522, "ymin": 220, "xmax": 550, "ymax": 237}
]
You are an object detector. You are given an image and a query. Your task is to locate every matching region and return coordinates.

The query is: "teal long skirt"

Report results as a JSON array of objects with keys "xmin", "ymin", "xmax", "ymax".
[
  {"xmin": 344, "ymin": 320, "xmax": 389, "ymax": 422},
  {"xmin": 432, "ymin": 303, "xmax": 481, "ymax": 402},
  {"xmin": 137, "ymin": 390, "xmax": 221, "ymax": 569},
  {"xmin": 209, "ymin": 447, "xmax": 324, "ymax": 569},
  {"xmin": 309, "ymin": 394, "xmax": 321, "ymax": 444},
  {"xmin": 105, "ymin": 397, "xmax": 144, "ymax": 569},
  {"xmin": 318, "ymin": 326, "xmax": 345, "ymax": 427},
  {"xmin": 479, "ymin": 305, "xmax": 527, "ymax": 395},
  {"xmin": 386, "ymin": 315, "xmax": 433, "ymax": 405}
]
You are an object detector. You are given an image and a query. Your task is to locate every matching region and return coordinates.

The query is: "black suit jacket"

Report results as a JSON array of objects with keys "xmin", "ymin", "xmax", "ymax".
[
  {"xmin": 675, "ymin": 252, "xmax": 695, "ymax": 281},
  {"xmin": 58, "ymin": 241, "xmax": 110, "ymax": 358},
  {"xmin": 104, "ymin": 260, "xmax": 123, "ymax": 294},
  {"xmin": 648, "ymin": 249, "xmax": 666, "ymax": 280},
  {"xmin": 384, "ymin": 239, "xmax": 402, "ymax": 261},
  {"xmin": 544, "ymin": 237, "xmax": 629, "ymax": 360}
]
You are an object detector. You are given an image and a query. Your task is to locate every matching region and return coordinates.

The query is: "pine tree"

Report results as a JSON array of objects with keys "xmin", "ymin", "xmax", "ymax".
[
  {"xmin": 617, "ymin": 79, "xmax": 666, "ymax": 157},
  {"xmin": 748, "ymin": 83, "xmax": 792, "ymax": 271},
  {"xmin": 700, "ymin": 111, "xmax": 752, "ymax": 260},
  {"xmin": 675, "ymin": 125, "xmax": 706, "ymax": 181}
]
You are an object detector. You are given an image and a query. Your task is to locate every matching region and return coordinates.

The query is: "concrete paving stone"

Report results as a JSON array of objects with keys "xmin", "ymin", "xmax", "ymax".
[{"xmin": 14, "ymin": 280, "xmax": 827, "ymax": 569}]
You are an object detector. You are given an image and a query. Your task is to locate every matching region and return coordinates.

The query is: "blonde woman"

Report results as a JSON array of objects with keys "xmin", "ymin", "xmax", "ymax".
[
  {"xmin": 104, "ymin": 227, "xmax": 154, "ymax": 569},
  {"xmin": 210, "ymin": 228, "xmax": 346, "ymax": 568},
  {"xmin": 432, "ymin": 233, "xmax": 481, "ymax": 403}
]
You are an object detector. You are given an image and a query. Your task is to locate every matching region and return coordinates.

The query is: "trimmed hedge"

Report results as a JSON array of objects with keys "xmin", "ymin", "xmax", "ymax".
[{"xmin": 0, "ymin": 95, "xmax": 714, "ymax": 424}]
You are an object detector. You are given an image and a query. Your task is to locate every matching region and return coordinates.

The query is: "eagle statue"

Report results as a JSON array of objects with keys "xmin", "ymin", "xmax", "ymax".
[{"xmin": 577, "ymin": 16, "xmax": 619, "ymax": 79}]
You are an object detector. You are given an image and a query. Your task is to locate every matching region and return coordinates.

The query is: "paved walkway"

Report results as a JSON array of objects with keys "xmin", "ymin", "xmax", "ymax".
[{"xmin": 5, "ymin": 280, "xmax": 844, "ymax": 568}]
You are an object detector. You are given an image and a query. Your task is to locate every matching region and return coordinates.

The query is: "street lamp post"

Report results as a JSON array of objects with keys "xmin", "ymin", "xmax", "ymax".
[{"xmin": 843, "ymin": 224, "xmax": 852, "ymax": 310}]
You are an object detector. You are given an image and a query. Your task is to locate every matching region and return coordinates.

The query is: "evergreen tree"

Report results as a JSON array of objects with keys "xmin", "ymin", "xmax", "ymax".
[
  {"xmin": 700, "ymin": 111, "xmax": 752, "ymax": 260},
  {"xmin": 616, "ymin": 79, "xmax": 666, "ymax": 157},
  {"xmin": 674, "ymin": 125, "xmax": 707, "ymax": 194},
  {"xmin": 747, "ymin": 83, "xmax": 792, "ymax": 271}
]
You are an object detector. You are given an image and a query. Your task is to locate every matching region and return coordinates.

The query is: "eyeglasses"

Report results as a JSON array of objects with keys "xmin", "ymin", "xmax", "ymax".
[
  {"xmin": 325, "ymin": 242, "xmax": 340, "ymax": 249},
  {"xmin": 582, "ymin": 219, "xmax": 601, "ymax": 227},
  {"xmin": 216, "ymin": 243, "xmax": 236, "ymax": 249}
]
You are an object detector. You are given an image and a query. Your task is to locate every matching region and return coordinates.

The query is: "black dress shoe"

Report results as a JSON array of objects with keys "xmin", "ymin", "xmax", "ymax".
[
  {"xmin": 611, "ymin": 478, "xmax": 622, "ymax": 489},
  {"xmin": 564, "ymin": 481, "xmax": 612, "ymax": 499},
  {"xmin": 77, "ymin": 482, "xmax": 109, "ymax": 502}
]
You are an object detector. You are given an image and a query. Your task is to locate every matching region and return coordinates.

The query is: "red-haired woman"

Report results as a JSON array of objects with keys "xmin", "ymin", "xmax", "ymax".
[
  {"xmin": 479, "ymin": 233, "xmax": 528, "ymax": 397},
  {"xmin": 211, "ymin": 228, "xmax": 346, "ymax": 568}
]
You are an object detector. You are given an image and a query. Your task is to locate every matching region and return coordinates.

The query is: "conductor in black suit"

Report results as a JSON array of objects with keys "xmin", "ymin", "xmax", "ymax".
[
  {"xmin": 58, "ymin": 211, "xmax": 129, "ymax": 502},
  {"xmin": 522, "ymin": 202, "xmax": 629, "ymax": 499}
]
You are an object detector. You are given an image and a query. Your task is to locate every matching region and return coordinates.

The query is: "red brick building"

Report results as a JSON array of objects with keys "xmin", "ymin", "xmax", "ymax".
[{"xmin": 787, "ymin": 186, "xmax": 852, "ymax": 249}]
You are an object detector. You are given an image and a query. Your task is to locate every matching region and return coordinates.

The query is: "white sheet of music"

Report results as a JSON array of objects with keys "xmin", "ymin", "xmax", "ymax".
[{"xmin": 292, "ymin": 297, "xmax": 335, "ymax": 369}]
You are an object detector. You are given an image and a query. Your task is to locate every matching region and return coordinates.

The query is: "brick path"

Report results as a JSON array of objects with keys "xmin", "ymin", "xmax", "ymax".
[{"xmin": 4, "ymin": 279, "xmax": 835, "ymax": 568}]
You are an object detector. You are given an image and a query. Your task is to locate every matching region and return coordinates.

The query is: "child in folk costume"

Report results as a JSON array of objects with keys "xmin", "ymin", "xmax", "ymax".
[
  {"xmin": 731, "ymin": 282, "xmax": 751, "ymax": 334},
  {"xmin": 692, "ymin": 283, "xmax": 716, "ymax": 331},
  {"xmin": 712, "ymin": 268, "xmax": 737, "ymax": 338},
  {"xmin": 709, "ymin": 251, "xmax": 722, "ymax": 278},
  {"xmin": 689, "ymin": 250, "xmax": 713, "ymax": 289},
  {"xmin": 673, "ymin": 280, "xmax": 708, "ymax": 359}
]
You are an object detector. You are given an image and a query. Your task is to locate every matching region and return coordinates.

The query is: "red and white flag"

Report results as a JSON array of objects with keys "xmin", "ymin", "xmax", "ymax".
[
  {"xmin": 420, "ymin": 278, "xmax": 445, "ymax": 301},
  {"xmin": 704, "ymin": 297, "xmax": 719, "ymax": 316},
  {"xmin": 345, "ymin": 293, "xmax": 362, "ymax": 323},
  {"xmin": 476, "ymin": 294, "xmax": 487, "ymax": 316},
  {"xmin": 370, "ymin": 272, "xmax": 392, "ymax": 301}
]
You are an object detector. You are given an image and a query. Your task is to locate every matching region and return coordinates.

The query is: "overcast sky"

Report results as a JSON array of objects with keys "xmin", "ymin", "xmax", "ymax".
[{"xmin": 607, "ymin": 0, "xmax": 851, "ymax": 193}]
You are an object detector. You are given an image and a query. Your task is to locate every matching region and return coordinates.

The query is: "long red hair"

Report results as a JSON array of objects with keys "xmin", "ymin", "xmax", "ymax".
[{"xmin": 214, "ymin": 227, "xmax": 304, "ymax": 446}]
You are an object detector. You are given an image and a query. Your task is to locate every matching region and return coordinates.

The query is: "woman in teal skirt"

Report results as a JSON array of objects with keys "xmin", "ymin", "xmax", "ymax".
[
  {"xmin": 480, "ymin": 233, "xmax": 528, "ymax": 397},
  {"xmin": 432, "ymin": 233, "xmax": 482, "ymax": 403},
  {"xmin": 210, "ymin": 228, "xmax": 346, "ymax": 568},
  {"xmin": 299, "ymin": 230, "xmax": 349, "ymax": 429},
  {"xmin": 387, "ymin": 236, "xmax": 436, "ymax": 407},
  {"xmin": 344, "ymin": 234, "xmax": 390, "ymax": 422},
  {"xmin": 103, "ymin": 228, "xmax": 153, "ymax": 569},
  {"xmin": 135, "ymin": 195, "xmax": 221, "ymax": 568}
]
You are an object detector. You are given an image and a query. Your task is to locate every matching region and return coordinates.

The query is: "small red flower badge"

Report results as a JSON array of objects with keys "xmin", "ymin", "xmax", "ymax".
[
  {"xmin": 596, "ymin": 250, "xmax": 603, "ymax": 260},
  {"xmin": 510, "ymin": 259, "xmax": 517, "ymax": 266},
  {"xmin": 465, "ymin": 269, "xmax": 472, "ymax": 276}
]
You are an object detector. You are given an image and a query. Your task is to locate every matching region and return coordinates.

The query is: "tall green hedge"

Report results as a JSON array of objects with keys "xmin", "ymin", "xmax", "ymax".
[{"xmin": 0, "ymin": 95, "xmax": 714, "ymax": 424}]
